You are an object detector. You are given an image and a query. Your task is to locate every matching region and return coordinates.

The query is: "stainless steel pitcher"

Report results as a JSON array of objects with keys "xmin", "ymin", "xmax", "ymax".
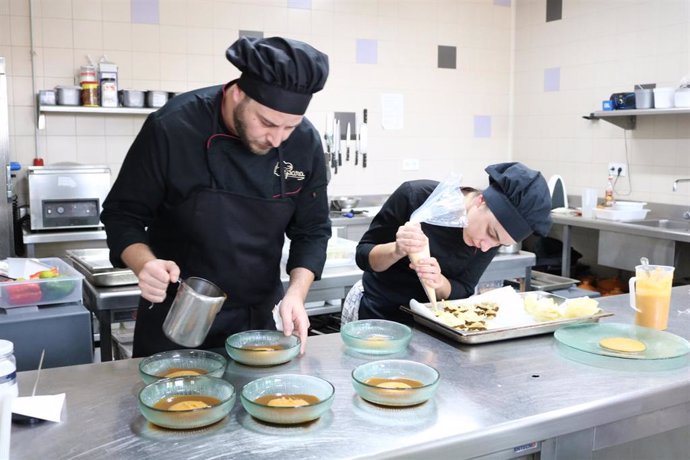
[{"xmin": 162, "ymin": 277, "xmax": 227, "ymax": 348}]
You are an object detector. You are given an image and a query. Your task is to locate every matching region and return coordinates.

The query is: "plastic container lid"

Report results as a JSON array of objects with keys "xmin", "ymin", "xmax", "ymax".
[{"xmin": 0, "ymin": 339, "xmax": 13, "ymax": 356}]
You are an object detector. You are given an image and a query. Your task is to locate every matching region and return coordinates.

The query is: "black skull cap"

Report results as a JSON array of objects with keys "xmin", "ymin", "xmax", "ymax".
[
  {"xmin": 226, "ymin": 36, "xmax": 329, "ymax": 115},
  {"xmin": 482, "ymin": 162, "xmax": 553, "ymax": 242}
]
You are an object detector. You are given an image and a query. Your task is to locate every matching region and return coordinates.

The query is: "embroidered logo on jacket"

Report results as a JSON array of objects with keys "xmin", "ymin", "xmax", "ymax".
[{"xmin": 274, "ymin": 161, "xmax": 305, "ymax": 181}]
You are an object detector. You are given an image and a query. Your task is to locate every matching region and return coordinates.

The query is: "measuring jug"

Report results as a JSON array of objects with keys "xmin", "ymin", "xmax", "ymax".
[
  {"xmin": 628, "ymin": 264, "xmax": 674, "ymax": 330},
  {"xmin": 162, "ymin": 277, "xmax": 227, "ymax": 347}
]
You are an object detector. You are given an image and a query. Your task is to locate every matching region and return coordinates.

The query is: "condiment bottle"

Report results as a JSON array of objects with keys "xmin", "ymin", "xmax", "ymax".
[
  {"xmin": 0, "ymin": 340, "xmax": 17, "ymax": 460},
  {"xmin": 100, "ymin": 77, "xmax": 118, "ymax": 107},
  {"xmin": 604, "ymin": 175, "xmax": 614, "ymax": 207},
  {"xmin": 81, "ymin": 81, "xmax": 99, "ymax": 107}
]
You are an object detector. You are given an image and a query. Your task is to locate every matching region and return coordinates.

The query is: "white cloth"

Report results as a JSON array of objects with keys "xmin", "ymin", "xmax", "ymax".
[{"xmin": 341, "ymin": 279, "xmax": 364, "ymax": 325}]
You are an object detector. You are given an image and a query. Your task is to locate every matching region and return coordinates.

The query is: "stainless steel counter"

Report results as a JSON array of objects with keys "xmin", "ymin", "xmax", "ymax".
[
  {"xmin": 551, "ymin": 213, "xmax": 690, "ymax": 277},
  {"xmin": 22, "ymin": 228, "xmax": 107, "ymax": 257},
  {"xmin": 11, "ymin": 287, "xmax": 690, "ymax": 459},
  {"xmin": 83, "ymin": 262, "xmax": 363, "ymax": 362}
]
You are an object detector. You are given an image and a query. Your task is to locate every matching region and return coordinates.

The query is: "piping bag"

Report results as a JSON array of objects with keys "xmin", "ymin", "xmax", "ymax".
[{"xmin": 408, "ymin": 172, "xmax": 469, "ymax": 310}]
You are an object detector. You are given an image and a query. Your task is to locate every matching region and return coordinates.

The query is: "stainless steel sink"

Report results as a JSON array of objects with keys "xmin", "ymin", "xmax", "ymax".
[{"xmin": 630, "ymin": 219, "xmax": 690, "ymax": 232}]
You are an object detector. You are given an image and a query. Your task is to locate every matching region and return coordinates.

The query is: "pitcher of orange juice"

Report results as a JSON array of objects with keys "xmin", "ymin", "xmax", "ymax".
[{"xmin": 628, "ymin": 264, "xmax": 674, "ymax": 330}]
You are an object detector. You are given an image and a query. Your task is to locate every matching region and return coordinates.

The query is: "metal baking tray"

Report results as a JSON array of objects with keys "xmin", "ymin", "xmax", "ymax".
[
  {"xmin": 401, "ymin": 291, "xmax": 613, "ymax": 345},
  {"xmin": 530, "ymin": 270, "xmax": 580, "ymax": 291},
  {"xmin": 66, "ymin": 248, "xmax": 138, "ymax": 287}
]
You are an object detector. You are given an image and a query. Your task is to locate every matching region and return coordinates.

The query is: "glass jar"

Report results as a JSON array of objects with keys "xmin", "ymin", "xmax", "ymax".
[
  {"xmin": 81, "ymin": 81, "xmax": 99, "ymax": 107},
  {"xmin": 0, "ymin": 340, "xmax": 17, "ymax": 397}
]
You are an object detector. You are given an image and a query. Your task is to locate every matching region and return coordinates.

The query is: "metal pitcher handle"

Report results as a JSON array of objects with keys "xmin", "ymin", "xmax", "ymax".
[{"xmin": 148, "ymin": 279, "xmax": 182, "ymax": 310}]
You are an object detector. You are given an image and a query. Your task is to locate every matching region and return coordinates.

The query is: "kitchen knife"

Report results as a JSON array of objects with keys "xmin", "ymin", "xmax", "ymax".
[
  {"xmin": 345, "ymin": 123, "xmax": 351, "ymax": 162},
  {"xmin": 361, "ymin": 109, "xmax": 368, "ymax": 168},
  {"xmin": 336, "ymin": 119, "xmax": 342, "ymax": 167},
  {"xmin": 360, "ymin": 123, "xmax": 368, "ymax": 169},
  {"xmin": 354, "ymin": 119, "xmax": 359, "ymax": 166}
]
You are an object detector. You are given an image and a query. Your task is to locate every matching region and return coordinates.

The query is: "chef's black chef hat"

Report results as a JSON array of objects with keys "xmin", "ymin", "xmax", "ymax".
[
  {"xmin": 226, "ymin": 36, "xmax": 329, "ymax": 115},
  {"xmin": 482, "ymin": 162, "xmax": 552, "ymax": 242}
]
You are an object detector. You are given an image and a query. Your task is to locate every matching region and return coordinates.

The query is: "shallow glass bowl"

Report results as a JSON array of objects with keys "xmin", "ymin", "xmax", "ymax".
[
  {"xmin": 138, "ymin": 349, "xmax": 227, "ymax": 384},
  {"xmin": 225, "ymin": 330, "xmax": 300, "ymax": 366},
  {"xmin": 241, "ymin": 374, "xmax": 335, "ymax": 424},
  {"xmin": 138, "ymin": 375, "xmax": 235, "ymax": 429},
  {"xmin": 340, "ymin": 319, "xmax": 412, "ymax": 355},
  {"xmin": 351, "ymin": 359, "xmax": 440, "ymax": 407}
]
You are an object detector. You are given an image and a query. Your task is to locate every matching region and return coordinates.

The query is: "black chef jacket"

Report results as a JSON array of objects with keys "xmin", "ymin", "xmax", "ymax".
[
  {"xmin": 101, "ymin": 82, "xmax": 331, "ymax": 281},
  {"xmin": 356, "ymin": 180, "xmax": 498, "ymax": 325}
]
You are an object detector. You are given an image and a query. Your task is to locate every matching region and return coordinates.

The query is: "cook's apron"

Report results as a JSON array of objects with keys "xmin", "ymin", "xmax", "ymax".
[{"xmin": 133, "ymin": 91, "xmax": 295, "ymax": 357}]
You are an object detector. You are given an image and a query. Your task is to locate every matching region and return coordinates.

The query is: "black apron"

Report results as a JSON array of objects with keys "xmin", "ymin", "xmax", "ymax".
[{"xmin": 132, "ymin": 91, "xmax": 295, "ymax": 357}]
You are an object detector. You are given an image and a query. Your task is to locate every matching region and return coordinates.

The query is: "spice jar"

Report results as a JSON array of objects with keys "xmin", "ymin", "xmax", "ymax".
[{"xmin": 81, "ymin": 81, "xmax": 99, "ymax": 107}]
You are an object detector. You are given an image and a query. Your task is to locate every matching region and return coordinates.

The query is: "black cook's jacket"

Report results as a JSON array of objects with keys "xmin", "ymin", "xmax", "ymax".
[{"xmin": 101, "ymin": 83, "xmax": 331, "ymax": 280}]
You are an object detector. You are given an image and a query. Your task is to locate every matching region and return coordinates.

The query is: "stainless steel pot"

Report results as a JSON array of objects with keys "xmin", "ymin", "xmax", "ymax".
[
  {"xmin": 498, "ymin": 242, "xmax": 521, "ymax": 254},
  {"xmin": 162, "ymin": 277, "xmax": 227, "ymax": 347},
  {"xmin": 331, "ymin": 196, "xmax": 360, "ymax": 211}
]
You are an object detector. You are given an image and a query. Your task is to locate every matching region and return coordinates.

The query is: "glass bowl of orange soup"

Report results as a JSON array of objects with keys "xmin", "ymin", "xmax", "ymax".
[
  {"xmin": 138, "ymin": 349, "xmax": 227, "ymax": 384},
  {"xmin": 138, "ymin": 375, "xmax": 235, "ymax": 429}
]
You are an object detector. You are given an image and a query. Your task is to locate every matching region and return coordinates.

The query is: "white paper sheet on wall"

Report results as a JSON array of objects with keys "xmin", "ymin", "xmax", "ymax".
[{"xmin": 381, "ymin": 93, "xmax": 404, "ymax": 130}]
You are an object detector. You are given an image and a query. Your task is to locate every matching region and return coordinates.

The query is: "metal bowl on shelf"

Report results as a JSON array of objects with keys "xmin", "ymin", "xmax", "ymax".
[{"xmin": 331, "ymin": 197, "xmax": 360, "ymax": 211}]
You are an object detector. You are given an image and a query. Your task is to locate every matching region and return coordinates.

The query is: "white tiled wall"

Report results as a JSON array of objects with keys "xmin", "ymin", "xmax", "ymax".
[
  {"xmin": 1, "ymin": 0, "xmax": 512, "ymax": 202},
  {"xmin": 2, "ymin": 0, "xmax": 689, "ymax": 207},
  {"xmin": 512, "ymin": 0, "xmax": 690, "ymax": 206}
]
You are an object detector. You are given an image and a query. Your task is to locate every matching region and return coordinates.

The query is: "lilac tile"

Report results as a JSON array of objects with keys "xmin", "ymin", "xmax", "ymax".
[
  {"xmin": 356, "ymin": 39, "xmax": 378, "ymax": 65},
  {"xmin": 287, "ymin": 0, "xmax": 312, "ymax": 9},
  {"xmin": 131, "ymin": 0, "xmax": 159, "ymax": 25},
  {"xmin": 494, "ymin": 0, "xmax": 511, "ymax": 7},
  {"xmin": 544, "ymin": 67, "xmax": 560, "ymax": 92},
  {"xmin": 474, "ymin": 115, "xmax": 492, "ymax": 138}
]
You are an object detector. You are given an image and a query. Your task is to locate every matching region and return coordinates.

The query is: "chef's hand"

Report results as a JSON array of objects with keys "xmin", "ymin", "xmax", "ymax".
[
  {"xmin": 279, "ymin": 292, "xmax": 310, "ymax": 354},
  {"xmin": 394, "ymin": 222, "xmax": 428, "ymax": 257},
  {"xmin": 138, "ymin": 259, "xmax": 180, "ymax": 303},
  {"xmin": 410, "ymin": 256, "xmax": 445, "ymax": 290}
]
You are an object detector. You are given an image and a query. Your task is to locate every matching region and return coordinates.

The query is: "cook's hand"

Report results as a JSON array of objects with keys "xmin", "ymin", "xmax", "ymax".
[
  {"xmin": 279, "ymin": 293, "xmax": 310, "ymax": 354},
  {"xmin": 410, "ymin": 256, "xmax": 445, "ymax": 290},
  {"xmin": 138, "ymin": 259, "xmax": 180, "ymax": 303},
  {"xmin": 394, "ymin": 222, "xmax": 428, "ymax": 257}
]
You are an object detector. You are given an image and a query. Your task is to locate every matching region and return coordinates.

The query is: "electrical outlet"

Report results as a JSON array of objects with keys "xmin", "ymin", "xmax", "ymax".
[
  {"xmin": 608, "ymin": 162, "xmax": 627, "ymax": 177},
  {"xmin": 402, "ymin": 159, "xmax": 420, "ymax": 171}
]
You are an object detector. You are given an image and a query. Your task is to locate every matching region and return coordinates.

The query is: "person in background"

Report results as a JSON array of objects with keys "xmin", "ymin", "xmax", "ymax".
[
  {"xmin": 342, "ymin": 162, "xmax": 552, "ymax": 325},
  {"xmin": 101, "ymin": 36, "xmax": 331, "ymax": 357}
]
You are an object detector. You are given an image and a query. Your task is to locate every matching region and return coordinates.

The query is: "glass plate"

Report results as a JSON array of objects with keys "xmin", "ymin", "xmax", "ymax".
[{"xmin": 554, "ymin": 323, "xmax": 690, "ymax": 360}]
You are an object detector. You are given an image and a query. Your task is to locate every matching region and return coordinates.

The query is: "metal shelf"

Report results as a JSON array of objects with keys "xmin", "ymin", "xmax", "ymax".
[
  {"xmin": 583, "ymin": 107, "xmax": 690, "ymax": 130},
  {"xmin": 37, "ymin": 104, "xmax": 156, "ymax": 129},
  {"xmin": 39, "ymin": 105, "xmax": 155, "ymax": 115}
]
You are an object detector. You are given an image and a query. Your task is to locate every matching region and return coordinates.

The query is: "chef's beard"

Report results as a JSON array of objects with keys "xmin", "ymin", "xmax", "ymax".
[{"xmin": 233, "ymin": 100, "xmax": 272, "ymax": 156}]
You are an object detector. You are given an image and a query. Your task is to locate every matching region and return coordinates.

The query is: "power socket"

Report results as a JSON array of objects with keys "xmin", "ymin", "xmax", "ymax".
[
  {"xmin": 402, "ymin": 159, "xmax": 420, "ymax": 171},
  {"xmin": 608, "ymin": 162, "xmax": 627, "ymax": 177}
]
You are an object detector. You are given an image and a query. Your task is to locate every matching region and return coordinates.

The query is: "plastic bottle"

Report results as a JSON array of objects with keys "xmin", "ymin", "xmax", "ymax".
[{"xmin": 604, "ymin": 175, "xmax": 615, "ymax": 207}]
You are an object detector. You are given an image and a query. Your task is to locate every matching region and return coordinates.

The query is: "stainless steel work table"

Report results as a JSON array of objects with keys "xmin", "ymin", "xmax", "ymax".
[
  {"xmin": 22, "ymin": 228, "xmax": 106, "ymax": 257},
  {"xmin": 83, "ymin": 262, "xmax": 364, "ymax": 362},
  {"xmin": 551, "ymin": 213, "xmax": 690, "ymax": 277},
  {"xmin": 12, "ymin": 286, "xmax": 689, "ymax": 459},
  {"xmin": 82, "ymin": 251, "xmax": 535, "ymax": 362}
]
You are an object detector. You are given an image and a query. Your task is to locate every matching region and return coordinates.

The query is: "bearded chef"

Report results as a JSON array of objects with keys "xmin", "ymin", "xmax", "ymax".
[{"xmin": 101, "ymin": 36, "xmax": 331, "ymax": 357}]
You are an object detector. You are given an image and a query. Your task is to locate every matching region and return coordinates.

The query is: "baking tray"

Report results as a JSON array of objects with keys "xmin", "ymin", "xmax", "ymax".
[
  {"xmin": 66, "ymin": 248, "xmax": 138, "ymax": 287},
  {"xmin": 530, "ymin": 270, "xmax": 579, "ymax": 291},
  {"xmin": 401, "ymin": 292, "xmax": 613, "ymax": 345}
]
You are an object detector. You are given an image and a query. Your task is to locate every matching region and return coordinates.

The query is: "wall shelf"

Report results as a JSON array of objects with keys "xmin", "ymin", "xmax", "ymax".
[
  {"xmin": 583, "ymin": 107, "xmax": 690, "ymax": 130},
  {"xmin": 37, "ymin": 104, "xmax": 156, "ymax": 129}
]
